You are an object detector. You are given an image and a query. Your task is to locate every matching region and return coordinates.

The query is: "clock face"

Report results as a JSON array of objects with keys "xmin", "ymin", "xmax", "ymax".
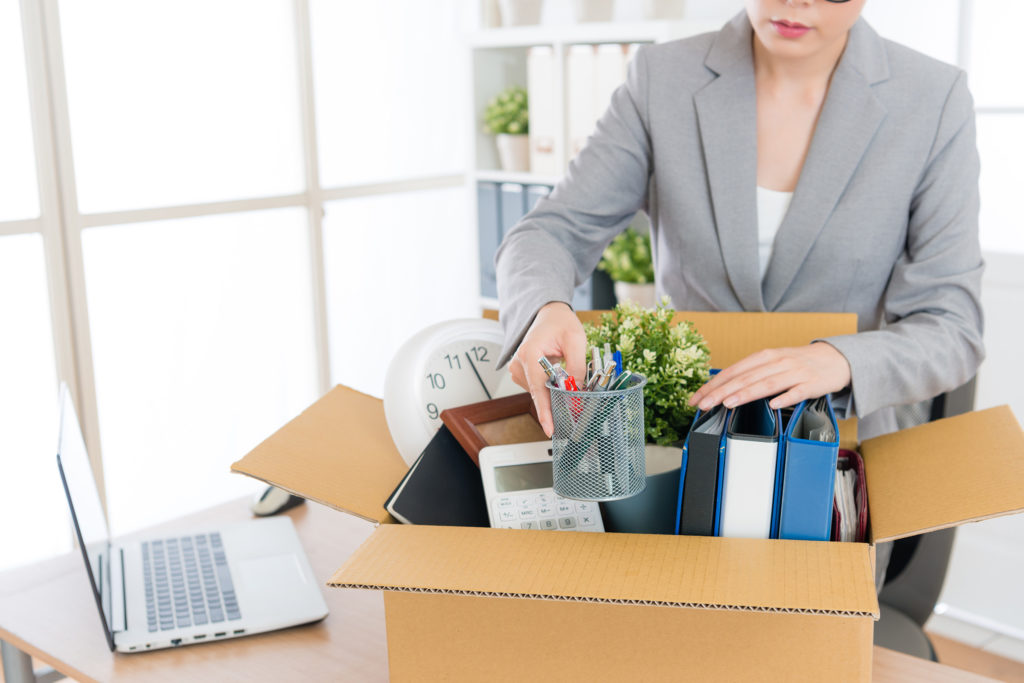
[
  {"xmin": 419, "ymin": 338, "xmax": 520, "ymax": 429},
  {"xmin": 384, "ymin": 318, "xmax": 524, "ymax": 465}
]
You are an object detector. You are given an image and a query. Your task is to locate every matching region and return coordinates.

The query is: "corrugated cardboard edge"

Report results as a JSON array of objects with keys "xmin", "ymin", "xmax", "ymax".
[
  {"xmin": 328, "ymin": 524, "xmax": 880, "ymax": 619},
  {"xmin": 334, "ymin": 583, "xmax": 878, "ymax": 618}
]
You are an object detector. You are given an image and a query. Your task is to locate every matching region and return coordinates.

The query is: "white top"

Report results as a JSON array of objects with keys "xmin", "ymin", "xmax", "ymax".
[{"xmin": 756, "ymin": 186, "xmax": 794, "ymax": 281}]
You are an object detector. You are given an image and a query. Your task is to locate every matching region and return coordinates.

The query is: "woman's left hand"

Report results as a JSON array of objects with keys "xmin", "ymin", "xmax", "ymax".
[{"xmin": 688, "ymin": 342, "xmax": 852, "ymax": 412}]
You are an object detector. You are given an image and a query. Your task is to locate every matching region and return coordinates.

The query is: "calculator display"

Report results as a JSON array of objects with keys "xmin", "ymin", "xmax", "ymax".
[{"xmin": 494, "ymin": 462, "xmax": 553, "ymax": 493}]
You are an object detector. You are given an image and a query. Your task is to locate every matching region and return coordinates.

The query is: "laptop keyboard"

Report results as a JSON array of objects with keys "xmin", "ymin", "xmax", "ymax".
[{"xmin": 142, "ymin": 532, "xmax": 241, "ymax": 632}]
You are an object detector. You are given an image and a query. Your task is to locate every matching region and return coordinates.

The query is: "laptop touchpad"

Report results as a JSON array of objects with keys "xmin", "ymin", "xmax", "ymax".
[{"xmin": 235, "ymin": 554, "xmax": 309, "ymax": 610}]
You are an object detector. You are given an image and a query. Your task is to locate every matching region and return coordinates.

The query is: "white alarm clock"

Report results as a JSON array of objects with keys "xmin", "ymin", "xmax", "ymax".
[{"xmin": 383, "ymin": 318, "xmax": 523, "ymax": 465}]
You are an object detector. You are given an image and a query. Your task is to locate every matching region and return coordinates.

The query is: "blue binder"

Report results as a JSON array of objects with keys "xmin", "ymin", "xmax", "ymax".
[
  {"xmin": 477, "ymin": 181, "xmax": 500, "ymax": 298},
  {"xmin": 777, "ymin": 396, "xmax": 839, "ymax": 542}
]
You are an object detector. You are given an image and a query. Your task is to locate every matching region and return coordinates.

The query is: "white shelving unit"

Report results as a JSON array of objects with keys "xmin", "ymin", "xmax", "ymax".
[{"xmin": 468, "ymin": 13, "xmax": 719, "ymax": 308}]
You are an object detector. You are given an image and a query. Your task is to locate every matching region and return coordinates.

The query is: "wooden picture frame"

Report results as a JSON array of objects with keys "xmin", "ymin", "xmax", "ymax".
[{"xmin": 440, "ymin": 392, "xmax": 544, "ymax": 466}]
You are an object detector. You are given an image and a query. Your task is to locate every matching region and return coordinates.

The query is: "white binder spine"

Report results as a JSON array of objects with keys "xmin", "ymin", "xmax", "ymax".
[{"xmin": 719, "ymin": 437, "xmax": 778, "ymax": 539}]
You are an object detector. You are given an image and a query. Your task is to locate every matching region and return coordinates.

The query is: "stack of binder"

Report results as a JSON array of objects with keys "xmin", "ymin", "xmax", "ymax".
[{"xmin": 675, "ymin": 395, "xmax": 841, "ymax": 543}]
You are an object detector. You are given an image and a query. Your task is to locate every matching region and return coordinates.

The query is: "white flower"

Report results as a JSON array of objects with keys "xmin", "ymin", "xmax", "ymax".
[
  {"xmin": 643, "ymin": 349, "xmax": 656, "ymax": 364},
  {"xmin": 619, "ymin": 334, "xmax": 635, "ymax": 354}
]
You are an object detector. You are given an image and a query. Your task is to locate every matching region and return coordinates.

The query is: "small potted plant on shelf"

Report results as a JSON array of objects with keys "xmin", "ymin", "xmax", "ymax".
[
  {"xmin": 483, "ymin": 86, "xmax": 530, "ymax": 173},
  {"xmin": 598, "ymin": 227, "xmax": 656, "ymax": 308}
]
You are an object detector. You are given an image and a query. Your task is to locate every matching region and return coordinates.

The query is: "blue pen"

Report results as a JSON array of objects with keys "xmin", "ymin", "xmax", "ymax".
[{"xmin": 613, "ymin": 350, "xmax": 623, "ymax": 375}]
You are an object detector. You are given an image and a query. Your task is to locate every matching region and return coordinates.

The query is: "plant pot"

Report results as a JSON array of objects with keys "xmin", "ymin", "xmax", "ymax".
[
  {"xmin": 497, "ymin": 0, "xmax": 543, "ymax": 26},
  {"xmin": 495, "ymin": 133, "xmax": 530, "ymax": 172},
  {"xmin": 573, "ymin": 0, "xmax": 614, "ymax": 22},
  {"xmin": 643, "ymin": 0, "xmax": 686, "ymax": 20},
  {"xmin": 614, "ymin": 281, "xmax": 657, "ymax": 308},
  {"xmin": 599, "ymin": 443, "xmax": 681, "ymax": 534}
]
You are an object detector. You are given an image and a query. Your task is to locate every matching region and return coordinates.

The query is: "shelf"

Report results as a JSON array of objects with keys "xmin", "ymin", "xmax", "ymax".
[
  {"xmin": 469, "ymin": 20, "xmax": 719, "ymax": 49},
  {"xmin": 474, "ymin": 169, "xmax": 561, "ymax": 186}
]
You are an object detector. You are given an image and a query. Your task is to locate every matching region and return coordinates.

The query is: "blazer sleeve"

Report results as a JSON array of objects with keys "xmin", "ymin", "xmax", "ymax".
[
  {"xmin": 494, "ymin": 46, "xmax": 654, "ymax": 368},
  {"xmin": 821, "ymin": 70, "xmax": 985, "ymax": 419}
]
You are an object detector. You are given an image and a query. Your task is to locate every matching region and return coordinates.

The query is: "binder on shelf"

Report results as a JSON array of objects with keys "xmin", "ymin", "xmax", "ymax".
[
  {"xmin": 499, "ymin": 182, "xmax": 527, "ymax": 236},
  {"xmin": 385, "ymin": 425, "xmax": 490, "ymax": 527},
  {"xmin": 524, "ymin": 184, "xmax": 550, "ymax": 212},
  {"xmin": 527, "ymin": 46, "xmax": 559, "ymax": 177},
  {"xmin": 566, "ymin": 44, "xmax": 597, "ymax": 163},
  {"xmin": 778, "ymin": 396, "xmax": 840, "ymax": 542},
  {"xmin": 718, "ymin": 399, "xmax": 782, "ymax": 539},
  {"xmin": 675, "ymin": 404, "xmax": 729, "ymax": 536},
  {"xmin": 477, "ymin": 181, "xmax": 500, "ymax": 298},
  {"xmin": 571, "ymin": 279, "xmax": 594, "ymax": 310}
]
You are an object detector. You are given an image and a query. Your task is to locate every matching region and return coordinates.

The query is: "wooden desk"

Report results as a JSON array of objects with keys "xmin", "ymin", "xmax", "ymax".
[{"xmin": 0, "ymin": 499, "xmax": 996, "ymax": 682}]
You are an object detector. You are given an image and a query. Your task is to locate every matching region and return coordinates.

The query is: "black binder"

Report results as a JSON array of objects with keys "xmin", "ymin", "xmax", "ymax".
[
  {"xmin": 384, "ymin": 426, "xmax": 490, "ymax": 527},
  {"xmin": 675, "ymin": 405, "xmax": 728, "ymax": 536}
]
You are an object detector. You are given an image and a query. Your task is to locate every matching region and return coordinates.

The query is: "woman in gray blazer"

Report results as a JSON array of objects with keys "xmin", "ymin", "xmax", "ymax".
[
  {"xmin": 496, "ymin": 2, "xmax": 982, "ymax": 444},
  {"xmin": 495, "ymin": 1, "xmax": 984, "ymax": 586}
]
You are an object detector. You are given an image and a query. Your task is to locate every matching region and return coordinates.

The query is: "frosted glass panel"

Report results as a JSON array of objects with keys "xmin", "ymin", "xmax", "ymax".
[
  {"xmin": 862, "ymin": 0, "xmax": 959, "ymax": 66},
  {"xmin": 81, "ymin": 208, "xmax": 318, "ymax": 535},
  {"xmin": 969, "ymin": 2, "xmax": 1024, "ymax": 107},
  {"xmin": 0, "ymin": 0, "xmax": 40, "ymax": 221},
  {"xmin": 59, "ymin": 0, "xmax": 304, "ymax": 214},
  {"xmin": 977, "ymin": 114, "xmax": 1024, "ymax": 255},
  {"xmin": 310, "ymin": 0, "xmax": 468, "ymax": 187},
  {"xmin": 0, "ymin": 234, "xmax": 65, "ymax": 570},
  {"xmin": 322, "ymin": 187, "xmax": 477, "ymax": 396}
]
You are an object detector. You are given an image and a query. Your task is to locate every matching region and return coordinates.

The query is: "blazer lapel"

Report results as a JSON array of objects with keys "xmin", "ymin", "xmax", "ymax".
[
  {"xmin": 694, "ymin": 13, "xmax": 764, "ymax": 312},
  {"xmin": 762, "ymin": 19, "xmax": 890, "ymax": 310}
]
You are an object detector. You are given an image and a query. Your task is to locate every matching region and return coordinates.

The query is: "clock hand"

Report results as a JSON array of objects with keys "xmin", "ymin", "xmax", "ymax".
[{"xmin": 465, "ymin": 352, "xmax": 492, "ymax": 400}]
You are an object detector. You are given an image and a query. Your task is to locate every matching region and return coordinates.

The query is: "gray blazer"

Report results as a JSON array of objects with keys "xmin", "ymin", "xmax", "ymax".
[{"xmin": 495, "ymin": 11, "xmax": 984, "ymax": 440}]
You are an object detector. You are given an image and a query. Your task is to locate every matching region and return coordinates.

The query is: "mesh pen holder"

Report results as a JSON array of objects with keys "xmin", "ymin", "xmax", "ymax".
[{"xmin": 548, "ymin": 373, "xmax": 647, "ymax": 502}]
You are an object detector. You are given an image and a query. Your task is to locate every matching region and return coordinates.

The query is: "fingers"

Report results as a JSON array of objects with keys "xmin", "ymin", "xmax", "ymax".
[
  {"xmin": 525, "ymin": 354, "xmax": 555, "ymax": 436},
  {"xmin": 689, "ymin": 349, "xmax": 785, "ymax": 409},
  {"xmin": 508, "ymin": 302, "xmax": 587, "ymax": 437},
  {"xmin": 687, "ymin": 344, "xmax": 852, "ymax": 413}
]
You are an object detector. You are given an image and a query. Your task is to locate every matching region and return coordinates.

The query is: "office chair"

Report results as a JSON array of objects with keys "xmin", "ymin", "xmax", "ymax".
[{"xmin": 872, "ymin": 377, "xmax": 978, "ymax": 661}]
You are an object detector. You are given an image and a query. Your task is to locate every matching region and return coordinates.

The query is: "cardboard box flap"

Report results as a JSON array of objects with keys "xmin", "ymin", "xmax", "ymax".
[
  {"xmin": 576, "ymin": 311, "xmax": 858, "ymax": 367},
  {"xmin": 864, "ymin": 405, "xmax": 1024, "ymax": 543},
  {"xmin": 329, "ymin": 524, "xmax": 879, "ymax": 618},
  {"xmin": 230, "ymin": 385, "xmax": 408, "ymax": 524}
]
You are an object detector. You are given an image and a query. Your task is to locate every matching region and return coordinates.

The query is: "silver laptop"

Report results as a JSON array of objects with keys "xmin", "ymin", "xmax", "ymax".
[{"xmin": 56, "ymin": 383, "xmax": 328, "ymax": 652}]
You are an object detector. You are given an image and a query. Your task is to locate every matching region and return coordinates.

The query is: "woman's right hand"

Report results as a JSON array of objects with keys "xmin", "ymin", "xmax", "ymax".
[{"xmin": 509, "ymin": 302, "xmax": 589, "ymax": 437}]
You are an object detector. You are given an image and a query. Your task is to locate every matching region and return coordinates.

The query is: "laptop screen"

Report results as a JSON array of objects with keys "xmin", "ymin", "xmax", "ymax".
[{"xmin": 56, "ymin": 384, "xmax": 115, "ymax": 650}]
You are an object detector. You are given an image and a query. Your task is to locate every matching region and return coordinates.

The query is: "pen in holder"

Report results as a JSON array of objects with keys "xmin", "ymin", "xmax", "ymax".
[{"xmin": 548, "ymin": 373, "xmax": 647, "ymax": 502}]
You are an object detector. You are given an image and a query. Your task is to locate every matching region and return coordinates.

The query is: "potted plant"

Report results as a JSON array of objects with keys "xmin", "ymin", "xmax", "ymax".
[
  {"xmin": 483, "ymin": 86, "xmax": 530, "ymax": 172},
  {"xmin": 583, "ymin": 298, "xmax": 711, "ymax": 448},
  {"xmin": 598, "ymin": 227, "xmax": 656, "ymax": 308}
]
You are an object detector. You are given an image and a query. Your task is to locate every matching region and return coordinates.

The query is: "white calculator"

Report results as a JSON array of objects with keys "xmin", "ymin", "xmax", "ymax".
[{"xmin": 478, "ymin": 441, "xmax": 604, "ymax": 532}]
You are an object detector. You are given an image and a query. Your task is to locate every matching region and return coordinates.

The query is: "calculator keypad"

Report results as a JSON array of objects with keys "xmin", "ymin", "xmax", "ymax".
[{"xmin": 492, "ymin": 493, "xmax": 604, "ymax": 532}]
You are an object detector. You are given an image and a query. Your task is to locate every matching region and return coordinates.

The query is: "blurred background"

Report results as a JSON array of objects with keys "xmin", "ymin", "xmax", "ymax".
[{"xmin": 1, "ymin": 0, "xmax": 1021, "ymax": 669}]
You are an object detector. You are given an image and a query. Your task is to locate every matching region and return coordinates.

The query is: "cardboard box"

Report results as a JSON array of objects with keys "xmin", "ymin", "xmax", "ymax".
[{"xmin": 231, "ymin": 312, "xmax": 1024, "ymax": 681}]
